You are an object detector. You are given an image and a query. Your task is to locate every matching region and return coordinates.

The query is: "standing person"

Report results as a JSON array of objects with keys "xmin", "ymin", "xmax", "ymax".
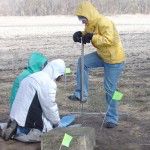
[
  {"xmin": 69, "ymin": 1, "xmax": 125, "ymax": 128},
  {"xmin": 9, "ymin": 51, "xmax": 48, "ymax": 109},
  {"xmin": 2, "ymin": 59, "xmax": 65, "ymax": 141}
]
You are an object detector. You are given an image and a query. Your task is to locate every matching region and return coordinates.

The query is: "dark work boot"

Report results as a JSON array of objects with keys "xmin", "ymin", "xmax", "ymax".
[
  {"xmin": 104, "ymin": 122, "xmax": 117, "ymax": 128},
  {"xmin": 68, "ymin": 95, "xmax": 80, "ymax": 101},
  {"xmin": 2, "ymin": 120, "xmax": 18, "ymax": 141},
  {"xmin": 68, "ymin": 95, "xmax": 87, "ymax": 103}
]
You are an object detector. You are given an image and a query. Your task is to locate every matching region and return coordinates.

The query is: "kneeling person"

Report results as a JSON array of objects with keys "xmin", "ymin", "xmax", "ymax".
[{"xmin": 2, "ymin": 59, "xmax": 65, "ymax": 141}]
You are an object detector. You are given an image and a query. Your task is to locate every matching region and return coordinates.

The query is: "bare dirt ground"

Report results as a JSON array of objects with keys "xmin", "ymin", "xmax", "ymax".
[{"xmin": 0, "ymin": 23, "xmax": 150, "ymax": 149}]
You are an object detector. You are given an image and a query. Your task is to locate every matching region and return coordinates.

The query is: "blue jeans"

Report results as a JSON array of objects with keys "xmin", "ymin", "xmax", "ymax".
[
  {"xmin": 16, "ymin": 126, "xmax": 42, "ymax": 136},
  {"xmin": 74, "ymin": 52, "xmax": 124, "ymax": 124},
  {"xmin": 16, "ymin": 126, "xmax": 30, "ymax": 135}
]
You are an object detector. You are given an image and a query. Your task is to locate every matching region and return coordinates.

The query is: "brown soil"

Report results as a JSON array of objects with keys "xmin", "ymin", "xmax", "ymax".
[{"xmin": 0, "ymin": 31, "xmax": 150, "ymax": 150}]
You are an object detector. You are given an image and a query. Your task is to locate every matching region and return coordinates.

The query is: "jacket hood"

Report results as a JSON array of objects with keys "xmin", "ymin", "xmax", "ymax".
[
  {"xmin": 28, "ymin": 52, "xmax": 48, "ymax": 73},
  {"xmin": 76, "ymin": 1, "xmax": 100, "ymax": 22},
  {"xmin": 42, "ymin": 59, "xmax": 65, "ymax": 80}
]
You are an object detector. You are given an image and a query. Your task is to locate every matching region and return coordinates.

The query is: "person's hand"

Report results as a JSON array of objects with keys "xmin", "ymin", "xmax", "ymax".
[
  {"xmin": 53, "ymin": 121, "xmax": 65, "ymax": 128},
  {"xmin": 73, "ymin": 31, "xmax": 82, "ymax": 43},
  {"xmin": 82, "ymin": 33, "xmax": 93, "ymax": 44},
  {"xmin": 52, "ymin": 123, "xmax": 59, "ymax": 128},
  {"xmin": 57, "ymin": 122, "xmax": 65, "ymax": 128},
  {"xmin": 53, "ymin": 122, "xmax": 64, "ymax": 128}
]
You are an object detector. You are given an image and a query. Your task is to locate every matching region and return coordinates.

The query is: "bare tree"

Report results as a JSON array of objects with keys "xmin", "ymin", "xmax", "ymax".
[{"xmin": 0, "ymin": 0, "xmax": 150, "ymax": 16}]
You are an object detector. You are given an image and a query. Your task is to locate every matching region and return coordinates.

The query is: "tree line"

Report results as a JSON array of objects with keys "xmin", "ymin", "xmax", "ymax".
[{"xmin": 0, "ymin": 0, "xmax": 150, "ymax": 16}]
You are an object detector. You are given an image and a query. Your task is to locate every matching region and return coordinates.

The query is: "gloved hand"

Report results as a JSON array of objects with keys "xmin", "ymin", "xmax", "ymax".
[
  {"xmin": 73, "ymin": 31, "xmax": 82, "ymax": 43},
  {"xmin": 57, "ymin": 122, "xmax": 65, "ymax": 128},
  {"xmin": 53, "ymin": 122, "xmax": 64, "ymax": 128},
  {"xmin": 82, "ymin": 33, "xmax": 93, "ymax": 44}
]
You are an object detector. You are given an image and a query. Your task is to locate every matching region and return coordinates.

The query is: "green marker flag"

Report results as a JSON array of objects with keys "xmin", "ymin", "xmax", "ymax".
[
  {"xmin": 61, "ymin": 133, "xmax": 73, "ymax": 147},
  {"xmin": 112, "ymin": 91, "xmax": 123, "ymax": 101},
  {"xmin": 65, "ymin": 67, "xmax": 71, "ymax": 74}
]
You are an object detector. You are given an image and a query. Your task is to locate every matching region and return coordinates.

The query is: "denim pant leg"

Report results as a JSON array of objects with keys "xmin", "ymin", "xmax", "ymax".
[
  {"xmin": 74, "ymin": 52, "xmax": 104, "ymax": 99},
  {"xmin": 104, "ymin": 63, "xmax": 124, "ymax": 124},
  {"xmin": 16, "ymin": 126, "xmax": 30, "ymax": 135}
]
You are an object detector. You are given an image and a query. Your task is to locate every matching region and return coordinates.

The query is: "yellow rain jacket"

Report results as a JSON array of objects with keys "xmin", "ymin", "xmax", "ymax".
[{"xmin": 76, "ymin": 1, "xmax": 125, "ymax": 64}]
